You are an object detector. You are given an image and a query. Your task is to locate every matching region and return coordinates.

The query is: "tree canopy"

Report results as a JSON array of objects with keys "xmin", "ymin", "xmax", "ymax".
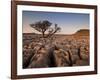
[{"xmin": 30, "ymin": 20, "xmax": 61, "ymax": 39}]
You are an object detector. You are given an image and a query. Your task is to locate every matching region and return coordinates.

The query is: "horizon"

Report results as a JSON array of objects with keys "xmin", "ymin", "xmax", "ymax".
[
  {"xmin": 23, "ymin": 29, "xmax": 89, "ymax": 35},
  {"xmin": 22, "ymin": 11, "xmax": 89, "ymax": 34}
]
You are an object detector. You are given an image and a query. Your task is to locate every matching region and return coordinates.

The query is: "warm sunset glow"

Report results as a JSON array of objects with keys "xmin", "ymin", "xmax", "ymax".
[{"xmin": 22, "ymin": 11, "xmax": 89, "ymax": 34}]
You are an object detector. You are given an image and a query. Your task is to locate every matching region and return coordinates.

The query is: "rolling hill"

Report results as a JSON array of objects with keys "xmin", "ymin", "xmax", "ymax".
[{"xmin": 74, "ymin": 29, "xmax": 89, "ymax": 36}]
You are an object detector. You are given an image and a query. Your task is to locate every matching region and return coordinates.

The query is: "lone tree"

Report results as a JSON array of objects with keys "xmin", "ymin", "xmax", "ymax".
[{"xmin": 30, "ymin": 20, "xmax": 61, "ymax": 43}]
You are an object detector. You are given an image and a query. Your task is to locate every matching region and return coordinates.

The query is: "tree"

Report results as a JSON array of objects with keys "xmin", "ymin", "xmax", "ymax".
[
  {"xmin": 30, "ymin": 20, "xmax": 61, "ymax": 44},
  {"xmin": 46, "ymin": 24, "xmax": 61, "ymax": 38},
  {"xmin": 30, "ymin": 20, "xmax": 52, "ymax": 38}
]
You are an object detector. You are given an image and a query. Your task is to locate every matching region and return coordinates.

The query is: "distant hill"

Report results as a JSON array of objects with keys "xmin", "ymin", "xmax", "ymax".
[
  {"xmin": 23, "ymin": 29, "xmax": 89, "ymax": 36},
  {"xmin": 74, "ymin": 29, "xmax": 89, "ymax": 36}
]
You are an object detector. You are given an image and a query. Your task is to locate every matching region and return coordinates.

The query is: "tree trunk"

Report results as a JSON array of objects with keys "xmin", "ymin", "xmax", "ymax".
[{"xmin": 42, "ymin": 32, "xmax": 46, "ymax": 45}]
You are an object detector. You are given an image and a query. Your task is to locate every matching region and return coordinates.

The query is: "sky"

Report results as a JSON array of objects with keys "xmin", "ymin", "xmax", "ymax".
[{"xmin": 22, "ymin": 11, "xmax": 89, "ymax": 34}]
